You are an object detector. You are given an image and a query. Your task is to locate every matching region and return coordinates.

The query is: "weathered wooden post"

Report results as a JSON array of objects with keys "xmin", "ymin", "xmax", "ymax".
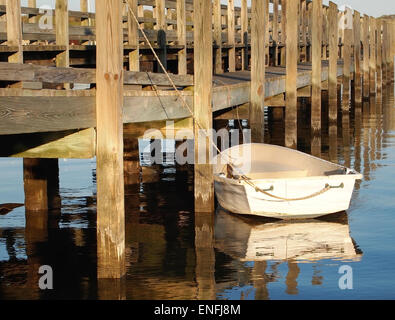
[
  {"xmin": 376, "ymin": 19, "xmax": 383, "ymax": 94},
  {"xmin": 362, "ymin": 15, "xmax": 370, "ymax": 99},
  {"xmin": 300, "ymin": 0, "xmax": 307, "ymax": 62},
  {"xmin": 264, "ymin": 0, "xmax": 269, "ymax": 66},
  {"xmin": 194, "ymin": 0, "xmax": 214, "ymax": 213},
  {"xmin": 23, "ymin": 159, "xmax": 49, "ymax": 212},
  {"xmin": 306, "ymin": 1, "xmax": 313, "ymax": 62},
  {"xmin": 342, "ymin": 7, "xmax": 352, "ymax": 113},
  {"xmin": 213, "ymin": 0, "xmax": 223, "ymax": 74},
  {"xmin": 273, "ymin": 0, "xmax": 279, "ymax": 66},
  {"xmin": 227, "ymin": 0, "xmax": 236, "ymax": 72},
  {"xmin": 96, "ymin": 0, "xmax": 126, "ymax": 279},
  {"xmin": 55, "ymin": 0, "xmax": 69, "ymax": 70},
  {"xmin": 127, "ymin": 0, "xmax": 139, "ymax": 72},
  {"xmin": 369, "ymin": 17, "xmax": 376, "ymax": 96},
  {"xmin": 81, "ymin": 0, "xmax": 89, "ymax": 25},
  {"xmin": 392, "ymin": 22, "xmax": 395, "ymax": 81},
  {"xmin": 177, "ymin": 0, "xmax": 187, "ymax": 75},
  {"xmin": 285, "ymin": 0, "xmax": 298, "ymax": 149},
  {"xmin": 353, "ymin": 10, "xmax": 362, "ymax": 105},
  {"xmin": 280, "ymin": 0, "xmax": 287, "ymax": 66},
  {"xmin": 311, "ymin": 0, "xmax": 322, "ymax": 155},
  {"xmin": 6, "ymin": 0, "xmax": 22, "ymax": 64},
  {"xmin": 383, "ymin": 21, "xmax": 389, "ymax": 86},
  {"xmin": 156, "ymin": 0, "xmax": 167, "ymax": 72},
  {"xmin": 328, "ymin": 2, "xmax": 338, "ymax": 122},
  {"xmin": 241, "ymin": 0, "xmax": 248, "ymax": 70},
  {"xmin": 250, "ymin": 0, "xmax": 266, "ymax": 143},
  {"xmin": 28, "ymin": 0, "xmax": 37, "ymax": 24},
  {"xmin": 322, "ymin": 6, "xmax": 328, "ymax": 61}
]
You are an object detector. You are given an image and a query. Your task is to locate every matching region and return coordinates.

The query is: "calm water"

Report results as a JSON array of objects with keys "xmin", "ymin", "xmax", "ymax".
[{"xmin": 0, "ymin": 85, "xmax": 394, "ymax": 300}]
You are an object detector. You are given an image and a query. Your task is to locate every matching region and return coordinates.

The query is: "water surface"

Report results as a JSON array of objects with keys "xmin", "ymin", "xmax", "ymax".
[{"xmin": 0, "ymin": 86, "xmax": 394, "ymax": 300}]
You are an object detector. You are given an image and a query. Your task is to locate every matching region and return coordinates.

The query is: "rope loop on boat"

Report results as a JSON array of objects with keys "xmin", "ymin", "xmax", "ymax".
[{"xmin": 240, "ymin": 175, "xmax": 344, "ymax": 202}]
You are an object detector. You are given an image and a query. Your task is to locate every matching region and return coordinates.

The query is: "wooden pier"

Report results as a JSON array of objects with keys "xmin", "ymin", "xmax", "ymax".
[{"xmin": 0, "ymin": 0, "xmax": 394, "ymax": 279}]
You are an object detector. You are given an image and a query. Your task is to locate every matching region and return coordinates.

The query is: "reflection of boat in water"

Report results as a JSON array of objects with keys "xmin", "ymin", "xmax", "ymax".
[{"xmin": 215, "ymin": 209, "xmax": 362, "ymax": 262}]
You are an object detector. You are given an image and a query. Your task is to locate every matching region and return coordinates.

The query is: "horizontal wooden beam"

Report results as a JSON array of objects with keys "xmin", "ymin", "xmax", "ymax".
[
  {"xmin": 123, "ymin": 118, "xmax": 193, "ymax": 139},
  {"xmin": 265, "ymin": 93, "xmax": 285, "ymax": 107},
  {"xmin": 0, "ymin": 128, "xmax": 95, "ymax": 158},
  {"xmin": 297, "ymin": 85, "xmax": 311, "ymax": 97},
  {"xmin": 0, "ymin": 62, "xmax": 193, "ymax": 86}
]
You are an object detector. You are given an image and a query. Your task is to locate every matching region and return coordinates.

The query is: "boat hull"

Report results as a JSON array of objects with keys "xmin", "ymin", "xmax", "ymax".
[
  {"xmin": 215, "ymin": 176, "xmax": 358, "ymax": 219},
  {"xmin": 213, "ymin": 143, "xmax": 362, "ymax": 220}
]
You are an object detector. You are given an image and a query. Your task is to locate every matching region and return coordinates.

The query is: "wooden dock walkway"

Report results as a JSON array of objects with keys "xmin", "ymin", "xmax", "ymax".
[
  {"xmin": 0, "ymin": 0, "xmax": 394, "ymax": 279},
  {"xmin": 0, "ymin": 60, "xmax": 346, "ymax": 138}
]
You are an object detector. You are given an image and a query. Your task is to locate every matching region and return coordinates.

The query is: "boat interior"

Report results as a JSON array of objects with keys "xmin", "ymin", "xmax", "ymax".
[{"xmin": 214, "ymin": 144, "xmax": 349, "ymax": 180}]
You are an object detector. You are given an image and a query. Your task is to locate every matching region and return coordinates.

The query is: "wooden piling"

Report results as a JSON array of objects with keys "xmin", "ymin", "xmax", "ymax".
[
  {"xmin": 280, "ymin": 0, "xmax": 286, "ymax": 66},
  {"xmin": 382, "ymin": 21, "xmax": 388, "ymax": 85},
  {"xmin": 23, "ymin": 159, "xmax": 60, "ymax": 212},
  {"xmin": 6, "ymin": 0, "xmax": 22, "ymax": 64},
  {"xmin": 55, "ymin": 0, "xmax": 70, "ymax": 69},
  {"xmin": 128, "ymin": 0, "xmax": 139, "ymax": 72},
  {"xmin": 306, "ymin": 1, "xmax": 313, "ymax": 62},
  {"xmin": 273, "ymin": 0, "xmax": 279, "ymax": 66},
  {"xmin": 96, "ymin": 0, "xmax": 125, "ymax": 279},
  {"xmin": 376, "ymin": 19, "xmax": 383, "ymax": 94},
  {"xmin": 123, "ymin": 136, "xmax": 141, "ymax": 185},
  {"xmin": 362, "ymin": 15, "xmax": 370, "ymax": 99},
  {"xmin": 311, "ymin": 0, "xmax": 322, "ymax": 138},
  {"xmin": 213, "ymin": 0, "xmax": 223, "ymax": 74},
  {"xmin": 285, "ymin": 0, "xmax": 298, "ymax": 149},
  {"xmin": 227, "ymin": 0, "xmax": 236, "ymax": 72},
  {"xmin": 156, "ymin": 0, "xmax": 167, "ymax": 72},
  {"xmin": 369, "ymin": 17, "xmax": 376, "ymax": 96},
  {"xmin": 300, "ymin": 0, "xmax": 307, "ymax": 63},
  {"xmin": 264, "ymin": 0, "xmax": 269, "ymax": 66},
  {"xmin": 328, "ymin": 2, "xmax": 338, "ymax": 123},
  {"xmin": 23, "ymin": 159, "xmax": 49, "ymax": 212},
  {"xmin": 241, "ymin": 0, "xmax": 248, "ymax": 70},
  {"xmin": 177, "ymin": 0, "xmax": 187, "ymax": 75},
  {"xmin": 194, "ymin": 0, "xmax": 214, "ymax": 213},
  {"xmin": 353, "ymin": 11, "xmax": 362, "ymax": 105},
  {"xmin": 28, "ymin": 0, "xmax": 37, "ymax": 24},
  {"xmin": 342, "ymin": 7, "xmax": 352, "ymax": 113},
  {"xmin": 250, "ymin": 0, "xmax": 266, "ymax": 143}
]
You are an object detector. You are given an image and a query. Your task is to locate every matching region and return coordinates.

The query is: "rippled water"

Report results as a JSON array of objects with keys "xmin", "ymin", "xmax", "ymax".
[{"xmin": 0, "ymin": 85, "xmax": 394, "ymax": 300}]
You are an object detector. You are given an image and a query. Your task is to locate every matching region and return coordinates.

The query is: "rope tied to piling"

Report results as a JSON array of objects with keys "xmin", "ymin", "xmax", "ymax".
[{"xmin": 126, "ymin": 2, "xmax": 343, "ymax": 203}]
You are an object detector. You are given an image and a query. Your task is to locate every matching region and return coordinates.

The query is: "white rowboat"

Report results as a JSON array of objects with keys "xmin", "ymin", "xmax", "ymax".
[{"xmin": 213, "ymin": 143, "xmax": 363, "ymax": 220}]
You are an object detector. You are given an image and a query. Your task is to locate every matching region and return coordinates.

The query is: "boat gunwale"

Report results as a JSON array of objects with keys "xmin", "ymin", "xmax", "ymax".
[{"xmin": 214, "ymin": 172, "xmax": 364, "ymax": 185}]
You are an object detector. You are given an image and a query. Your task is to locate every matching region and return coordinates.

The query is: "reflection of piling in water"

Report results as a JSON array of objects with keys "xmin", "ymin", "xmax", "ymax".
[
  {"xmin": 341, "ymin": 113, "xmax": 351, "ymax": 168},
  {"xmin": 286, "ymin": 261, "xmax": 300, "ymax": 296},
  {"xmin": 353, "ymin": 110, "xmax": 362, "ymax": 188},
  {"xmin": 97, "ymin": 279, "xmax": 126, "ymax": 300},
  {"xmin": 195, "ymin": 212, "xmax": 216, "ymax": 300},
  {"xmin": 252, "ymin": 261, "xmax": 269, "ymax": 300},
  {"xmin": 25, "ymin": 211, "xmax": 48, "ymax": 298},
  {"xmin": 362, "ymin": 102, "xmax": 371, "ymax": 181}
]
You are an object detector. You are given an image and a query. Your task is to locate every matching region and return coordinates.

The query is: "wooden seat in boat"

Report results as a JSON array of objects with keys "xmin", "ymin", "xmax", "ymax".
[{"xmin": 245, "ymin": 170, "xmax": 309, "ymax": 180}]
